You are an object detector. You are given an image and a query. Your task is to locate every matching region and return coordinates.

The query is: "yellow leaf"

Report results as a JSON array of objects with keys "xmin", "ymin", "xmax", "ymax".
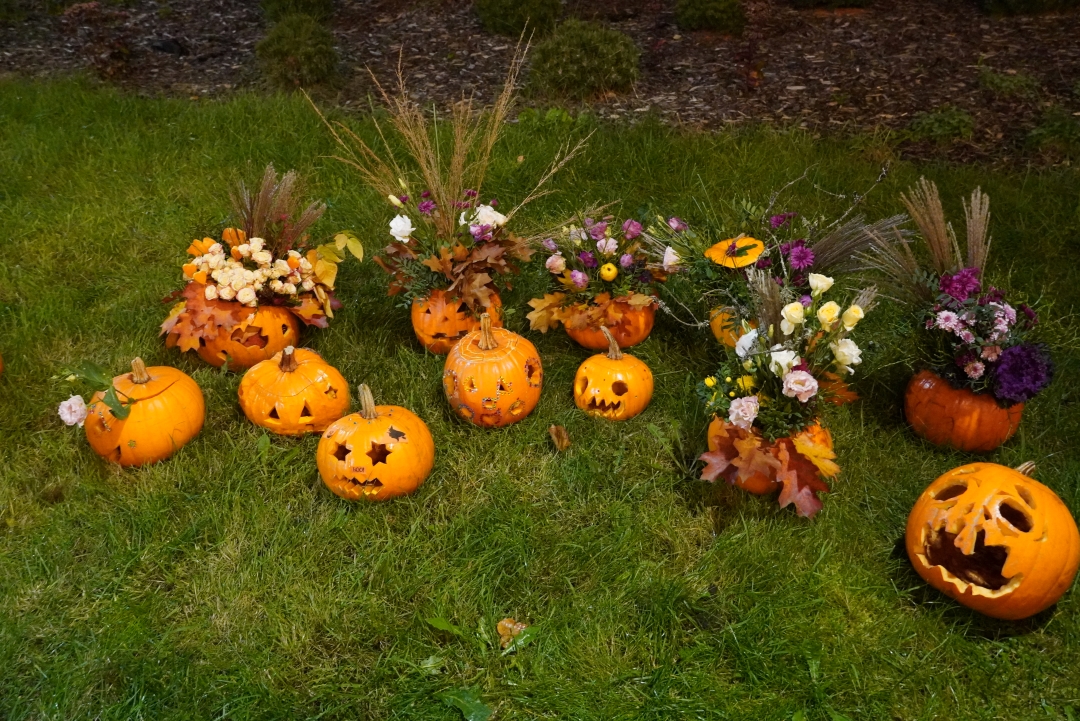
[
  {"xmin": 792, "ymin": 430, "xmax": 840, "ymax": 478},
  {"xmin": 317, "ymin": 243, "xmax": 344, "ymax": 264},
  {"xmin": 314, "ymin": 259, "xmax": 338, "ymax": 289},
  {"xmin": 334, "ymin": 231, "xmax": 364, "ymax": 262}
]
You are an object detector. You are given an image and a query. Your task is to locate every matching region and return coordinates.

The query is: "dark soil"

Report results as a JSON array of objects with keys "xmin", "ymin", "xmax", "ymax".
[{"xmin": 2, "ymin": 0, "xmax": 1079, "ymax": 164}]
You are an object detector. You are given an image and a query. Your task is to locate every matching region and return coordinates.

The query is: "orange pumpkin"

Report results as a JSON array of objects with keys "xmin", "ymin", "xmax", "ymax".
[
  {"xmin": 238, "ymin": 346, "xmax": 349, "ymax": 435},
  {"xmin": 704, "ymin": 236, "xmax": 765, "ymax": 269},
  {"xmin": 197, "ymin": 305, "xmax": 301, "ymax": 369},
  {"xmin": 411, "ymin": 289, "xmax": 504, "ymax": 354},
  {"xmin": 565, "ymin": 299, "xmax": 655, "ymax": 350},
  {"xmin": 574, "ymin": 326, "xmax": 653, "ymax": 421},
  {"xmin": 316, "ymin": 384, "xmax": 435, "ymax": 501},
  {"xmin": 705, "ymin": 417, "xmax": 834, "ymax": 495},
  {"xmin": 443, "ymin": 313, "xmax": 543, "ymax": 428},
  {"xmin": 708, "ymin": 307, "xmax": 756, "ymax": 348},
  {"xmin": 905, "ymin": 370, "xmax": 1024, "ymax": 453},
  {"xmin": 906, "ymin": 462, "xmax": 1080, "ymax": 620},
  {"xmin": 85, "ymin": 358, "xmax": 205, "ymax": 466}
]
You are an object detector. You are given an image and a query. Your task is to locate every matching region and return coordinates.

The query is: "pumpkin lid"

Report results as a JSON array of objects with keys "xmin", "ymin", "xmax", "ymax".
[{"xmin": 111, "ymin": 358, "xmax": 184, "ymax": 401}]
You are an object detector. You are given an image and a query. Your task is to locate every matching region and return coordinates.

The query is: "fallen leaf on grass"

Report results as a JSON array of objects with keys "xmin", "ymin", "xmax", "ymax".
[
  {"xmin": 436, "ymin": 687, "xmax": 493, "ymax": 721},
  {"xmin": 496, "ymin": 618, "xmax": 527, "ymax": 648},
  {"xmin": 426, "ymin": 617, "xmax": 465, "ymax": 637},
  {"xmin": 548, "ymin": 425, "xmax": 571, "ymax": 451}
]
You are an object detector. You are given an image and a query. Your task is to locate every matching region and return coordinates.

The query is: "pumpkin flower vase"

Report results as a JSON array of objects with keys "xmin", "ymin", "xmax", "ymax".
[
  {"xmin": 905, "ymin": 370, "xmax": 1024, "ymax": 453},
  {"xmin": 411, "ymin": 288, "xmax": 504, "ymax": 354}
]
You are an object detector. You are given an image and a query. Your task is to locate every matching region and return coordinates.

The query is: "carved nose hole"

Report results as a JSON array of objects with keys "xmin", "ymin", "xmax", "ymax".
[
  {"xmin": 333, "ymin": 444, "xmax": 349, "ymax": 462},
  {"xmin": 497, "ymin": 380, "xmax": 509, "ymax": 392},
  {"xmin": 325, "ymin": 386, "xmax": 338, "ymax": 399},
  {"xmin": 424, "ymin": 308, "xmax": 432, "ymax": 315},
  {"xmin": 933, "ymin": 483, "xmax": 967, "ymax": 501},
  {"xmin": 268, "ymin": 407, "xmax": 280, "ymax": 419},
  {"xmin": 612, "ymin": 381, "xmax": 628, "ymax": 396},
  {"xmin": 999, "ymin": 501, "xmax": 1033, "ymax": 532},
  {"xmin": 466, "ymin": 377, "xmax": 478, "ymax": 393},
  {"xmin": 457, "ymin": 302, "xmax": 470, "ymax": 315},
  {"xmin": 300, "ymin": 403, "xmax": 313, "ymax": 419},
  {"xmin": 577, "ymin": 376, "xmax": 589, "ymax": 394}
]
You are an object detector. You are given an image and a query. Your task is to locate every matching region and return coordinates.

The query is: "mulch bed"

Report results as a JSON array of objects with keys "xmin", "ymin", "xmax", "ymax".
[{"xmin": 2, "ymin": 0, "xmax": 1079, "ymax": 164}]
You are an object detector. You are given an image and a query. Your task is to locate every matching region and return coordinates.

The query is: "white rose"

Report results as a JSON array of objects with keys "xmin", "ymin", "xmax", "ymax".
[
  {"xmin": 302, "ymin": 279, "xmax": 315, "ymax": 291},
  {"xmin": 237, "ymin": 243, "xmax": 251, "ymax": 257},
  {"xmin": 270, "ymin": 280, "xmax": 284, "ymax": 292},
  {"xmin": 236, "ymin": 287, "xmax": 257, "ymax": 305},
  {"xmin": 473, "ymin": 204, "xmax": 507, "ymax": 228},
  {"xmin": 830, "ymin": 338, "xmax": 863, "ymax": 374},
  {"xmin": 218, "ymin": 285, "xmax": 236, "ymax": 301},
  {"xmin": 389, "ymin": 214, "xmax": 415, "ymax": 241},
  {"xmin": 58, "ymin": 395, "xmax": 88, "ymax": 427},
  {"xmin": 209, "ymin": 243, "xmax": 224, "ymax": 255},
  {"xmin": 734, "ymin": 328, "xmax": 759, "ymax": 359},
  {"xmin": 204, "ymin": 284, "xmax": 219, "ymax": 301},
  {"xmin": 298, "ymin": 258, "xmax": 312, "ymax": 272},
  {"xmin": 768, "ymin": 345, "xmax": 800, "ymax": 377},
  {"xmin": 252, "ymin": 250, "xmax": 273, "ymax": 266},
  {"xmin": 283, "ymin": 283, "xmax": 297, "ymax": 295},
  {"xmin": 780, "ymin": 301, "xmax": 805, "ymax": 335},
  {"xmin": 274, "ymin": 259, "xmax": 291, "ymax": 275},
  {"xmin": 208, "ymin": 255, "xmax": 224, "ymax": 270},
  {"xmin": 809, "ymin": 273, "xmax": 834, "ymax": 296},
  {"xmin": 230, "ymin": 277, "xmax": 246, "ymax": 292},
  {"xmin": 248, "ymin": 237, "xmax": 264, "ymax": 252}
]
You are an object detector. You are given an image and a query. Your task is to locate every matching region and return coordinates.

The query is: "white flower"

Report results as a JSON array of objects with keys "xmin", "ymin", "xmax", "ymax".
[
  {"xmin": 236, "ymin": 287, "xmax": 257, "ymax": 306},
  {"xmin": 473, "ymin": 204, "xmax": 507, "ymax": 228},
  {"xmin": 830, "ymin": 338, "xmax": 863, "ymax": 374},
  {"xmin": 204, "ymin": 284, "xmax": 219, "ymax": 301},
  {"xmin": 209, "ymin": 243, "xmax": 224, "ymax": 255},
  {"xmin": 58, "ymin": 395, "xmax": 88, "ymax": 427},
  {"xmin": 248, "ymin": 237, "xmax": 265, "ymax": 252},
  {"xmin": 768, "ymin": 345, "xmax": 800, "ymax": 377},
  {"xmin": 842, "ymin": 304, "xmax": 864, "ymax": 331},
  {"xmin": 270, "ymin": 279, "xmax": 284, "ymax": 292},
  {"xmin": 728, "ymin": 395, "xmax": 760, "ymax": 431},
  {"xmin": 388, "ymin": 194, "xmax": 404, "ymax": 208},
  {"xmin": 282, "ymin": 283, "xmax": 297, "ymax": 295},
  {"xmin": 302, "ymin": 279, "xmax": 315, "ymax": 291},
  {"xmin": 251, "ymin": 250, "xmax": 273, "ymax": 266},
  {"xmin": 298, "ymin": 258, "xmax": 312, "ymax": 272},
  {"xmin": 735, "ymin": 328, "xmax": 759, "ymax": 359},
  {"xmin": 459, "ymin": 211, "xmax": 468, "ymax": 227},
  {"xmin": 389, "ymin": 214, "xmax": 415, "ymax": 241},
  {"xmin": 545, "ymin": 254, "xmax": 566, "ymax": 273},
  {"xmin": 218, "ymin": 285, "xmax": 236, "ymax": 301},
  {"xmin": 782, "ymin": 370, "xmax": 819, "ymax": 403},
  {"xmin": 237, "ymin": 243, "xmax": 251, "ymax": 257},
  {"xmin": 274, "ymin": 259, "xmax": 291, "ymax": 275},
  {"xmin": 662, "ymin": 246, "xmax": 680, "ymax": 273},
  {"xmin": 780, "ymin": 301, "xmax": 805, "ymax": 335},
  {"xmin": 808, "ymin": 273, "xmax": 834, "ymax": 296},
  {"xmin": 596, "ymin": 238, "xmax": 617, "ymax": 256},
  {"xmin": 208, "ymin": 255, "xmax": 224, "ymax": 270}
]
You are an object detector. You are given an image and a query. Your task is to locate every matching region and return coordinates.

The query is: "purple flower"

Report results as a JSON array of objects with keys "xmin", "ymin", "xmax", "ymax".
[
  {"xmin": 780, "ymin": 238, "xmax": 806, "ymax": 256},
  {"xmin": 542, "ymin": 238, "xmax": 557, "ymax": 251},
  {"xmin": 788, "ymin": 245, "xmax": 815, "ymax": 270},
  {"xmin": 770, "ymin": 212, "xmax": 797, "ymax": 229},
  {"xmin": 755, "ymin": 257, "xmax": 773, "ymax": 269},
  {"xmin": 622, "ymin": 219, "xmax": 642, "ymax": 240},
  {"xmin": 1019, "ymin": 303, "xmax": 1038, "ymax": 327},
  {"xmin": 570, "ymin": 270, "xmax": 589, "ymax": 289},
  {"xmin": 800, "ymin": 295, "xmax": 813, "ymax": 308},
  {"xmin": 489, "ymin": 198, "xmax": 498, "ymax": 207},
  {"xmin": 993, "ymin": 343, "xmax": 1053, "ymax": 404},
  {"xmin": 418, "ymin": 200, "xmax": 437, "ymax": 215},
  {"xmin": 578, "ymin": 251, "xmax": 598, "ymax": 268},
  {"xmin": 421, "ymin": 190, "xmax": 432, "ymax": 199},
  {"xmin": 667, "ymin": 217, "xmax": 688, "ymax": 232},
  {"xmin": 939, "ymin": 267, "xmax": 981, "ymax": 302},
  {"xmin": 464, "ymin": 189, "xmax": 478, "ymax": 198},
  {"xmin": 619, "ymin": 253, "xmax": 634, "ymax": 268},
  {"xmin": 398, "ymin": 195, "xmax": 409, "ymax": 204},
  {"xmin": 470, "ymin": 223, "xmax": 493, "ymax": 242},
  {"xmin": 588, "ymin": 221, "xmax": 609, "ymax": 241},
  {"xmin": 638, "ymin": 271, "xmax": 653, "ymax": 284}
]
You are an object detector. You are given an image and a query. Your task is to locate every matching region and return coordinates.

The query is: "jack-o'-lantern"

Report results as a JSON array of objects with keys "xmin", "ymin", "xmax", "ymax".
[
  {"xmin": 197, "ymin": 305, "xmax": 301, "ymax": 369},
  {"xmin": 708, "ymin": 307, "xmax": 756, "ymax": 348},
  {"xmin": 411, "ymin": 289, "xmax": 504, "ymax": 354},
  {"xmin": 905, "ymin": 370, "xmax": 1024, "ymax": 452},
  {"xmin": 565, "ymin": 299, "xmax": 655, "ymax": 350},
  {"xmin": 316, "ymin": 384, "xmax": 435, "ymax": 501},
  {"xmin": 704, "ymin": 236, "xmax": 765, "ymax": 269},
  {"xmin": 443, "ymin": 313, "xmax": 543, "ymax": 427},
  {"xmin": 906, "ymin": 462, "xmax": 1080, "ymax": 620},
  {"xmin": 574, "ymin": 327, "xmax": 653, "ymax": 421},
  {"xmin": 238, "ymin": 346, "xmax": 349, "ymax": 435},
  {"xmin": 85, "ymin": 358, "xmax": 205, "ymax": 466}
]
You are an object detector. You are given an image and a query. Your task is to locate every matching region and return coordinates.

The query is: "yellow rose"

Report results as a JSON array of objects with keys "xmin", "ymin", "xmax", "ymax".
[
  {"xmin": 704, "ymin": 376, "xmax": 718, "ymax": 388},
  {"xmin": 736, "ymin": 375, "xmax": 756, "ymax": 392},
  {"xmin": 600, "ymin": 263, "xmax": 618, "ymax": 282},
  {"xmin": 780, "ymin": 301, "xmax": 805, "ymax": 335},
  {"xmin": 817, "ymin": 301, "xmax": 841, "ymax": 330},
  {"xmin": 842, "ymin": 304, "xmax": 864, "ymax": 331}
]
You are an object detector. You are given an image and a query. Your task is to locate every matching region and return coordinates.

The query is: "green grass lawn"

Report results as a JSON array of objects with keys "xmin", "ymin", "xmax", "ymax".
[{"xmin": 2, "ymin": 78, "xmax": 1080, "ymax": 720}]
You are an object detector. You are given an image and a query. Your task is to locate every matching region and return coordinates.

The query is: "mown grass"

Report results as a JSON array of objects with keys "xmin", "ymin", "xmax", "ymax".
[{"xmin": 1, "ymin": 77, "xmax": 1079, "ymax": 720}]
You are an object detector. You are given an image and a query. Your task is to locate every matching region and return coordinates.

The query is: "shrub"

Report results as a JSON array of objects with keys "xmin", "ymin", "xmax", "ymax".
[
  {"xmin": 979, "ymin": 0, "xmax": 1079, "ymax": 14},
  {"xmin": 979, "ymin": 69, "xmax": 1039, "ymax": 99},
  {"xmin": 1029, "ymin": 107, "xmax": 1080, "ymax": 159},
  {"xmin": 262, "ymin": 0, "xmax": 334, "ymax": 22},
  {"xmin": 675, "ymin": 0, "xmax": 746, "ymax": 34},
  {"xmin": 909, "ymin": 106, "xmax": 975, "ymax": 144},
  {"xmin": 257, "ymin": 14, "xmax": 338, "ymax": 89},
  {"xmin": 529, "ymin": 20, "xmax": 640, "ymax": 100},
  {"xmin": 475, "ymin": 0, "xmax": 560, "ymax": 37}
]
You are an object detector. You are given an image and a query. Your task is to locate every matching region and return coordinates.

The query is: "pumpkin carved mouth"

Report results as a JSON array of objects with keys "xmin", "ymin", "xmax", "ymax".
[
  {"xmin": 585, "ymin": 397, "xmax": 622, "ymax": 416},
  {"xmin": 924, "ymin": 526, "xmax": 1014, "ymax": 593}
]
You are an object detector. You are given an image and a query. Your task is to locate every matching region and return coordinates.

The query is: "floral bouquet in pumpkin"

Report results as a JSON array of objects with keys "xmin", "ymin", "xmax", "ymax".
[
  {"xmin": 695, "ymin": 268, "xmax": 878, "ymax": 518},
  {"xmin": 160, "ymin": 165, "xmax": 362, "ymax": 370},
  {"xmin": 526, "ymin": 214, "xmax": 673, "ymax": 350}
]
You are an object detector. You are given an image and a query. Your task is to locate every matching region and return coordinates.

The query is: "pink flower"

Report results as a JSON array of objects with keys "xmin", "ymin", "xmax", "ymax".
[
  {"xmin": 596, "ymin": 238, "xmax": 617, "ymax": 256},
  {"xmin": 782, "ymin": 370, "xmax": 819, "ymax": 403},
  {"xmin": 570, "ymin": 270, "xmax": 589, "ymax": 289},
  {"xmin": 667, "ymin": 216, "xmax": 688, "ymax": 232},
  {"xmin": 981, "ymin": 345, "xmax": 1001, "ymax": 362},
  {"xmin": 622, "ymin": 219, "xmax": 642, "ymax": 240},
  {"xmin": 542, "ymin": 238, "xmax": 557, "ymax": 251},
  {"xmin": 619, "ymin": 253, "xmax": 634, "ymax": 268},
  {"xmin": 58, "ymin": 395, "xmax": 88, "ymax": 427},
  {"xmin": 588, "ymin": 221, "xmax": 609, "ymax": 241},
  {"xmin": 418, "ymin": 200, "xmax": 436, "ymax": 215},
  {"xmin": 545, "ymin": 254, "xmax": 566, "ymax": 274},
  {"xmin": 728, "ymin": 395, "xmax": 759, "ymax": 431},
  {"xmin": 935, "ymin": 310, "xmax": 961, "ymax": 333},
  {"xmin": 964, "ymin": 361, "xmax": 986, "ymax": 379},
  {"xmin": 960, "ymin": 330, "xmax": 975, "ymax": 344}
]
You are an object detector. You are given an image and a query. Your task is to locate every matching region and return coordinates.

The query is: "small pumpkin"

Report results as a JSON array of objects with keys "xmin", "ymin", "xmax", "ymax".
[
  {"xmin": 565, "ymin": 298, "xmax": 655, "ymax": 350},
  {"xmin": 708, "ymin": 307, "xmax": 756, "ymax": 348},
  {"xmin": 704, "ymin": 236, "xmax": 765, "ymax": 269},
  {"xmin": 317, "ymin": 384, "xmax": 435, "ymax": 501},
  {"xmin": 238, "ymin": 346, "xmax": 349, "ymax": 435},
  {"xmin": 574, "ymin": 326, "xmax": 653, "ymax": 421},
  {"xmin": 198, "ymin": 305, "xmax": 301, "ymax": 369},
  {"xmin": 906, "ymin": 462, "xmax": 1080, "ymax": 620},
  {"xmin": 905, "ymin": 370, "xmax": 1023, "ymax": 453},
  {"xmin": 85, "ymin": 358, "xmax": 205, "ymax": 466},
  {"xmin": 411, "ymin": 289, "xmax": 504, "ymax": 354},
  {"xmin": 443, "ymin": 313, "xmax": 543, "ymax": 428}
]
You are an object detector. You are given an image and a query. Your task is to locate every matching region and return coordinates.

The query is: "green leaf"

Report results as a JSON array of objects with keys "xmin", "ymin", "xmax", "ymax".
[
  {"xmin": 317, "ymin": 242, "xmax": 344, "ymax": 264},
  {"xmin": 418, "ymin": 655, "xmax": 443, "ymax": 675},
  {"xmin": 436, "ymin": 687, "xmax": 492, "ymax": 721},
  {"xmin": 426, "ymin": 617, "xmax": 465, "ymax": 637},
  {"xmin": 256, "ymin": 433, "xmax": 270, "ymax": 462},
  {"xmin": 792, "ymin": 712, "xmax": 806, "ymax": 721},
  {"xmin": 500, "ymin": 624, "xmax": 538, "ymax": 655},
  {"xmin": 69, "ymin": 361, "xmax": 112, "ymax": 390},
  {"xmin": 827, "ymin": 710, "xmax": 853, "ymax": 721},
  {"xmin": 334, "ymin": 231, "xmax": 364, "ymax": 262},
  {"xmin": 101, "ymin": 385, "xmax": 131, "ymax": 420}
]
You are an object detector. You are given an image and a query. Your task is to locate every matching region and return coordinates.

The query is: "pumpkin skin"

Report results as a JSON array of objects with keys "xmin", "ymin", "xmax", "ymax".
[
  {"xmin": 565, "ymin": 299, "xmax": 655, "ymax": 350},
  {"xmin": 443, "ymin": 313, "xmax": 543, "ymax": 428},
  {"xmin": 238, "ymin": 346, "xmax": 349, "ymax": 435},
  {"xmin": 411, "ymin": 289, "xmax": 504, "ymax": 354},
  {"xmin": 85, "ymin": 358, "xmax": 205, "ymax": 466},
  {"xmin": 708, "ymin": 307, "xmax": 756, "ymax": 348},
  {"xmin": 905, "ymin": 370, "xmax": 1024, "ymax": 453},
  {"xmin": 906, "ymin": 462, "xmax": 1080, "ymax": 620},
  {"xmin": 574, "ymin": 326, "xmax": 653, "ymax": 421},
  {"xmin": 197, "ymin": 305, "xmax": 301, "ymax": 370},
  {"xmin": 317, "ymin": 384, "xmax": 435, "ymax": 501},
  {"xmin": 705, "ymin": 417, "xmax": 833, "ymax": 495}
]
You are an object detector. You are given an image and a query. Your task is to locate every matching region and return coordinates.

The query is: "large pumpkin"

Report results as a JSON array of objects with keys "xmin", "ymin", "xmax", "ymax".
[
  {"xmin": 238, "ymin": 346, "xmax": 349, "ymax": 435},
  {"xmin": 197, "ymin": 305, "xmax": 301, "ymax": 369},
  {"xmin": 905, "ymin": 370, "xmax": 1024, "ymax": 453},
  {"xmin": 411, "ymin": 289, "xmax": 504, "ymax": 354},
  {"xmin": 906, "ymin": 462, "xmax": 1080, "ymax": 620},
  {"xmin": 705, "ymin": 417, "xmax": 834, "ymax": 495},
  {"xmin": 574, "ymin": 326, "xmax": 653, "ymax": 421},
  {"xmin": 316, "ymin": 384, "xmax": 435, "ymax": 501},
  {"xmin": 85, "ymin": 358, "xmax": 205, "ymax": 466},
  {"xmin": 443, "ymin": 313, "xmax": 543, "ymax": 428},
  {"xmin": 565, "ymin": 298, "xmax": 655, "ymax": 350}
]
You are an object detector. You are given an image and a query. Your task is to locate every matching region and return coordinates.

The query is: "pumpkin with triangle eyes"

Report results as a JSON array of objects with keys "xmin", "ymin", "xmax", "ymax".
[
  {"xmin": 238, "ymin": 346, "xmax": 349, "ymax": 435},
  {"xmin": 197, "ymin": 305, "xmax": 301, "ymax": 369},
  {"xmin": 574, "ymin": 327, "xmax": 653, "ymax": 421},
  {"xmin": 316, "ymin": 384, "xmax": 435, "ymax": 501},
  {"xmin": 443, "ymin": 313, "xmax": 543, "ymax": 428},
  {"xmin": 906, "ymin": 462, "xmax": 1080, "ymax": 620},
  {"xmin": 411, "ymin": 289, "xmax": 504, "ymax": 354}
]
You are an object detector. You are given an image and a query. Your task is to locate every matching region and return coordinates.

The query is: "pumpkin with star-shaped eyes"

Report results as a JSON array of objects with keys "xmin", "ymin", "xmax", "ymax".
[
  {"xmin": 906, "ymin": 461, "xmax": 1080, "ymax": 620},
  {"xmin": 411, "ymin": 289, "xmax": 504, "ymax": 354},
  {"xmin": 238, "ymin": 346, "xmax": 349, "ymax": 435},
  {"xmin": 574, "ymin": 327, "xmax": 653, "ymax": 421}
]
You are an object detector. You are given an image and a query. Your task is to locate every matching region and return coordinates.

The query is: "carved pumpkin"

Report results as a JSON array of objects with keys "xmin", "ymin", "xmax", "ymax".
[
  {"xmin": 564, "ymin": 299, "xmax": 655, "ymax": 350},
  {"xmin": 85, "ymin": 358, "xmax": 205, "ymax": 466},
  {"xmin": 574, "ymin": 326, "xmax": 653, "ymax": 421},
  {"xmin": 197, "ymin": 305, "xmax": 301, "ymax": 370},
  {"xmin": 708, "ymin": 307, "xmax": 756, "ymax": 348},
  {"xmin": 705, "ymin": 417, "xmax": 834, "ymax": 495},
  {"xmin": 317, "ymin": 384, "xmax": 435, "ymax": 501},
  {"xmin": 411, "ymin": 289, "xmax": 504, "ymax": 354},
  {"xmin": 704, "ymin": 236, "xmax": 765, "ymax": 269},
  {"xmin": 238, "ymin": 346, "xmax": 349, "ymax": 435},
  {"xmin": 906, "ymin": 462, "xmax": 1080, "ymax": 620},
  {"xmin": 905, "ymin": 370, "xmax": 1024, "ymax": 453},
  {"xmin": 443, "ymin": 313, "xmax": 543, "ymax": 428}
]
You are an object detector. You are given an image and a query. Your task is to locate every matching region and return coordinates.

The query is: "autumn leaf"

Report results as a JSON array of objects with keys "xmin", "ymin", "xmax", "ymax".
[
  {"xmin": 699, "ymin": 447, "xmax": 737, "ymax": 482},
  {"xmin": 775, "ymin": 442, "xmax": 826, "ymax": 519},
  {"xmin": 334, "ymin": 230, "xmax": 364, "ymax": 261},
  {"xmin": 819, "ymin": 371, "xmax": 859, "ymax": 405},
  {"xmin": 314, "ymin": 259, "xmax": 338, "ymax": 289},
  {"xmin": 626, "ymin": 293, "xmax": 655, "ymax": 309},
  {"xmin": 291, "ymin": 295, "xmax": 330, "ymax": 328},
  {"xmin": 548, "ymin": 425, "xmax": 571, "ymax": 451},
  {"xmin": 731, "ymin": 434, "xmax": 781, "ymax": 488},
  {"xmin": 497, "ymin": 618, "xmax": 528, "ymax": 649},
  {"xmin": 526, "ymin": 293, "xmax": 566, "ymax": 332},
  {"xmin": 422, "ymin": 246, "xmax": 455, "ymax": 277},
  {"xmin": 792, "ymin": 428, "xmax": 840, "ymax": 478}
]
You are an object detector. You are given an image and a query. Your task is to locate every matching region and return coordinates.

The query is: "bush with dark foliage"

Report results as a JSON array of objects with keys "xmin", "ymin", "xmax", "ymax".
[
  {"xmin": 675, "ymin": 0, "xmax": 747, "ymax": 34},
  {"xmin": 475, "ymin": 0, "xmax": 560, "ymax": 37},
  {"xmin": 256, "ymin": 14, "xmax": 339, "ymax": 89},
  {"xmin": 529, "ymin": 20, "xmax": 640, "ymax": 100}
]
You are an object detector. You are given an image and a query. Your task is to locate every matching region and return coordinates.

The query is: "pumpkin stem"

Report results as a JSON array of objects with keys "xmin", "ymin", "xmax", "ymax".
[
  {"xmin": 477, "ymin": 313, "xmax": 499, "ymax": 351},
  {"xmin": 601, "ymin": 326, "xmax": 623, "ymax": 360},
  {"xmin": 130, "ymin": 357, "xmax": 151, "ymax": 384},
  {"xmin": 279, "ymin": 346, "xmax": 299, "ymax": 372},
  {"xmin": 1015, "ymin": 461, "xmax": 1036, "ymax": 477},
  {"xmin": 359, "ymin": 384, "xmax": 378, "ymax": 420}
]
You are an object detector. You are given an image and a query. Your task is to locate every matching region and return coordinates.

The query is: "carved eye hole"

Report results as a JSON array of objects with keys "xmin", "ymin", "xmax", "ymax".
[
  {"xmin": 933, "ymin": 483, "xmax": 967, "ymax": 501},
  {"xmin": 300, "ymin": 403, "xmax": 313, "ymax": 419},
  {"xmin": 457, "ymin": 302, "xmax": 470, "ymax": 315},
  {"xmin": 577, "ymin": 376, "xmax": 589, "ymax": 394},
  {"xmin": 999, "ymin": 501, "xmax": 1033, "ymax": 533},
  {"xmin": 333, "ymin": 444, "xmax": 349, "ymax": 461},
  {"xmin": 1015, "ymin": 485, "xmax": 1036, "ymax": 509},
  {"xmin": 612, "ymin": 381, "xmax": 628, "ymax": 397},
  {"xmin": 425, "ymin": 308, "xmax": 433, "ymax": 315},
  {"xmin": 281, "ymin": 324, "xmax": 289, "ymax": 335},
  {"xmin": 268, "ymin": 407, "xmax": 280, "ymax": 419}
]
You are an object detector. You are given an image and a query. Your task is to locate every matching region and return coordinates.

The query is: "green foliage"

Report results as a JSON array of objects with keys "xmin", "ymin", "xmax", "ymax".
[
  {"xmin": 529, "ymin": 19, "xmax": 640, "ymax": 100},
  {"xmin": 475, "ymin": 0, "xmax": 560, "ymax": 37},
  {"xmin": 1029, "ymin": 106, "xmax": 1080, "ymax": 159},
  {"xmin": 261, "ymin": 0, "xmax": 334, "ymax": 22},
  {"xmin": 675, "ymin": 0, "xmax": 747, "ymax": 34},
  {"xmin": 979, "ymin": 0, "xmax": 1080, "ymax": 13},
  {"xmin": 256, "ymin": 13, "xmax": 339, "ymax": 89},
  {"xmin": 979, "ymin": 68, "xmax": 1040, "ymax": 99},
  {"xmin": 787, "ymin": 0, "xmax": 870, "ymax": 7},
  {"xmin": 908, "ymin": 105, "xmax": 975, "ymax": 143}
]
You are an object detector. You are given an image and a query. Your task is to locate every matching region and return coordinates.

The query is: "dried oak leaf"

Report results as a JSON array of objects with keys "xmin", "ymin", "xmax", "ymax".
[
  {"xmin": 526, "ymin": 293, "xmax": 565, "ymax": 332},
  {"xmin": 291, "ymin": 295, "xmax": 330, "ymax": 328},
  {"xmin": 731, "ymin": 434, "xmax": 781, "ymax": 488},
  {"xmin": 775, "ymin": 441, "xmax": 830, "ymax": 519},
  {"xmin": 497, "ymin": 618, "xmax": 528, "ymax": 649},
  {"xmin": 791, "ymin": 428, "xmax": 840, "ymax": 478},
  {"xmin": 548, "ymin": 425, "xmax": 571, "ymax": 451},
  {"xmin": 626, "ymin": 293, "xmax": 655, "ymax": 309},
  {"xmin": 422, "ymin": 246, "xmax": 455, "ymax": 277}
]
